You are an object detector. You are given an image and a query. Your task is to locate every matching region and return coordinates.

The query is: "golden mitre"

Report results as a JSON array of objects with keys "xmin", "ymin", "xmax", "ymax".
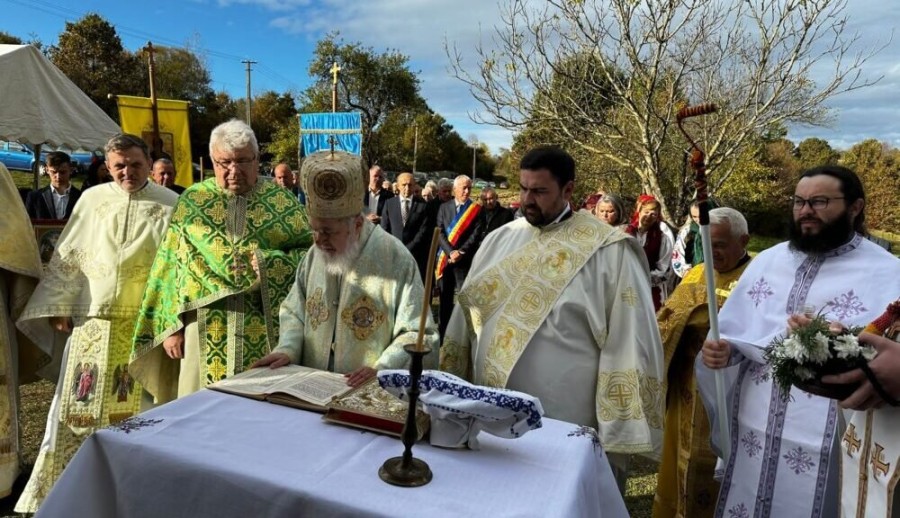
[{"xmin": 301, "ymin": 150, "xmax": 365, "ymax": 219}]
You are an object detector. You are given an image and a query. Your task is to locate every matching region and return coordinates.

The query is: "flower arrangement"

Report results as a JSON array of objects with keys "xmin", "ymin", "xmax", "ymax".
[{"xmin": 765, "ymin": 314, "xmax": 869, "ymax": 398}]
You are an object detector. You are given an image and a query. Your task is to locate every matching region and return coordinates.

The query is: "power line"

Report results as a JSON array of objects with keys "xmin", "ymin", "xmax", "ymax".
[{"xmin": 4, "ymin": 0, "xmax": 302, "ymax": 91}]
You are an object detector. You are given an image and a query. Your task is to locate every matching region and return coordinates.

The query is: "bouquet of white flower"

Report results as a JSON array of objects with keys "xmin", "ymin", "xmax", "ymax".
[{"xmin": 765, "ymin": 315, "xmax": 870, "ymax": 399}]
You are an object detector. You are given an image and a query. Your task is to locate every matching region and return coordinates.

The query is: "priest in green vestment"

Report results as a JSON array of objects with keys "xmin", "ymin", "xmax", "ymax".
[
  {"xmin": 652, "ymin": 207, "xmax": 752, "ymax": 518},
  {"xmin": 131, "ymin": 119, "xmax": 312, "ymax": 403},
  {"xmin": 15, "ymin": 135, "xmax": 179, "ymax": 513},
  {"xmin": 252, "ymin": 150, "xmax": 437, "ymax": 387},
  {"xmin": 0, "ymin": 163, "xmax": 42, "ymax": 498}
]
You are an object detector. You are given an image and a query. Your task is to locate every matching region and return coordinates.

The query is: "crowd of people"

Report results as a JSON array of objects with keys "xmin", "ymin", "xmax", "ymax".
[{"xmin": 0, "ymin": 119, "xmax": 898, "ymax": 517}]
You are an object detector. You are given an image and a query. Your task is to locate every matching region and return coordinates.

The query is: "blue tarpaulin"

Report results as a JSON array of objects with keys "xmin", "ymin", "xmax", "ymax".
[{"xmin": 299, "ymin": 112, "xmax": 362, "ymax": 156}]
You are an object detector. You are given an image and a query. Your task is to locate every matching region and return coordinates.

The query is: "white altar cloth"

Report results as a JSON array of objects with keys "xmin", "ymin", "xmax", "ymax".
[{"xmin": 37, "ymin": 389, "xmax": 627, "ymax": 518}]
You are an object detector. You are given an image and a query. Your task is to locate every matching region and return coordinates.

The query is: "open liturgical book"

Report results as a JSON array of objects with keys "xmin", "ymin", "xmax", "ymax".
[{"xmin": 208, "ymin": 365, "xmax": 353, "ymax": 412}]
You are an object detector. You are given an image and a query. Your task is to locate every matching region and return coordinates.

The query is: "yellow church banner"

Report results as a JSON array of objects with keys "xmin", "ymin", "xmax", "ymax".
[{"xmin": 116, "ymin": 95, "xmax": 193, "ymax": 187}]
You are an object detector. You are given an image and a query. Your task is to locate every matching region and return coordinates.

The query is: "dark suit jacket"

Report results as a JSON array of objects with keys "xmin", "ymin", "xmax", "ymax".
[
  {"xmin": 363, "ymin": 188, "xmax": 394, "ymax": 218},
  {"xmin": 436, "ymin": 199, "xmax": 483, "ymax": 273},
  {"xmin": 479, "ymin": 206, "xmax": 514, "ymax": 239},
  {"xmin": 381, "ymin": 196, "xmax": 435, "ymax": 276},
  {"xmin": 25, "ymin": 185, "xmax": 82, "ymax": 220}
]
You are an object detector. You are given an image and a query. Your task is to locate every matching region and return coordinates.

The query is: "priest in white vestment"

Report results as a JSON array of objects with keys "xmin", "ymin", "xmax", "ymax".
[
  {"xmin": 816, "ymin": 300, "xmax": 900, "ymax": 518},
  {"xmin": 699, "ymin": 165, "xmax": 900, "ymax": 518},
  {"xmin": 15, "ymin": 135, "xmax": 179, "ymax": 513},
  {"xmin": 440, "ymin": 146, "xmax": 665, "ymax": 494},
  {"xmin": 253, "ymin": 150, "xmax": 437, "ymax": 387}
]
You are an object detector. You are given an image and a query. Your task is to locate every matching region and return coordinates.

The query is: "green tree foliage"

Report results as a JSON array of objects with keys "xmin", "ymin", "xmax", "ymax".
[
  {"xmin": 0, "ymin": 32, "xmax": 23, "ymax": 44},
  {"xmin": 267, "ymin": 115, "xmax": 300, "ymax": 167},
  {"xmin": 294, "ymin": 33, "xmax": 486, "ymax": 176},
  {"xmin": 840, "ymin": 139, "xmax": 900, "ymax": 232},
  {"xmin": 303, "ymin": 32, "xmax": 425, "ymax": 166},
  {"xmin": 233, "ymin": 90, "xmax": 298, "ymax": 152},
  {"xmin": 50, "ymin": 13, "xmax": 143, "ymax": 119},
  {"xmin": 796, "ymin": 138, "xmax": 839, "ymax": 171},
  {"xmin": 138, "ymin": 43, "xmax": 225, "ymax": 163}
]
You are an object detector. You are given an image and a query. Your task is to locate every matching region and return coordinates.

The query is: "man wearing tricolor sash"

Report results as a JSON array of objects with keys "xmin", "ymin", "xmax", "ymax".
[
  {"xmin": 436, "ymin": 175, "xmax": 482, "ymax": 339},
  {"xmin": 440, "ymin": 146, "xmax": 664, "ymax": 493}
]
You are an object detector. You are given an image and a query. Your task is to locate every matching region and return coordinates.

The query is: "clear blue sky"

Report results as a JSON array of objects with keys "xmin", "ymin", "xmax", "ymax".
[{"xmin": 2, "ymin": 0, "xmax": 898, "ymax": 154}]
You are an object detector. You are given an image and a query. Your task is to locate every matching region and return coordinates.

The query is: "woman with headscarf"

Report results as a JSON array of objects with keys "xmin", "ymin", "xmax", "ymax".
[{"xmin": 625, "ymin": 194, "xmax": 675, "ymax": 311}]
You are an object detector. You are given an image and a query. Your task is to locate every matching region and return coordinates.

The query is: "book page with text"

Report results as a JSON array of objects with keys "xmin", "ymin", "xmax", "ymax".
[
  {"xmin": 269, "ymin": 371, "xmax": 352, "ymax": 407},
  {"xmin": 209, "ymin": 365, "xmax": 317, "ymax": 396}
]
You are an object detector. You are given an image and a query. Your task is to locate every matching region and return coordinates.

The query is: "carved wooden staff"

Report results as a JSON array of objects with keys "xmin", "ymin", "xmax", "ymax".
[{"xmin": 676, "ymin": 103, "xmax": 731, "ymax": 462}]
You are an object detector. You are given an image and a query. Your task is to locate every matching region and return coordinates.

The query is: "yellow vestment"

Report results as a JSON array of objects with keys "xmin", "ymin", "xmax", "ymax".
[{"xmin": 652, "ymin": 259, "xmax": 750, "ymax": 518}]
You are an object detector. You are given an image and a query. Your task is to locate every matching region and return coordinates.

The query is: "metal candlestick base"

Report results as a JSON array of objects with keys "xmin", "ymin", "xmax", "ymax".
[{"xmin": 378, "ymin": 345, "xmax": 432, "ymax": 487}]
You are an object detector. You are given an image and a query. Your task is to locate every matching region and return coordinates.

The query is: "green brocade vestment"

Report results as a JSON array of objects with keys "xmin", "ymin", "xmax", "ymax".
[{"xmin": 131, "ymin": 179, "xmax": 312, "ymax": 402}]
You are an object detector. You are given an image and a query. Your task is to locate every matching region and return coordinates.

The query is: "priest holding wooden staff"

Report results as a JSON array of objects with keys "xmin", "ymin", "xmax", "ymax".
[{"xmin": 253, "ymin": 150, "xmax": 438, "ymax": 386}]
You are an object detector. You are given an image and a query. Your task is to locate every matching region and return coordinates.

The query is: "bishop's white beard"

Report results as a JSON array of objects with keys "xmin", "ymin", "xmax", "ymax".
[{"xmin": 321, "ymin": 236, "xmax": 362, "ymax": 276}]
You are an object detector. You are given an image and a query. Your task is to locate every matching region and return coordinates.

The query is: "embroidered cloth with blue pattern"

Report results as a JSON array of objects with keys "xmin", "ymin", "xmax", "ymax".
[{"xmin": 378, "ymin": 369, "xmax": 544, "ymax": 449}]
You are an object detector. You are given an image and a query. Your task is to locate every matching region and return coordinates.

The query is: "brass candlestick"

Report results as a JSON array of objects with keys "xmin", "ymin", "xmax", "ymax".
[
  {"xmin": 378, "ymin": 345, "xmax": 432, "ymax": 486},
  {"xmin": 378, "ymin": 228, "xmax": 440, "ymax": 487}
]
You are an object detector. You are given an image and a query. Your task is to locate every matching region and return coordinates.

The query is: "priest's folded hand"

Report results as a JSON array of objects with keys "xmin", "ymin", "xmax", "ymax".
[
  {"xmin": 250, "ymin": 352, "xmax": 291, "ymax": 369},
  {"xmin": 345, "ymin": 366, "xmax": 376, "ymax": 388}
]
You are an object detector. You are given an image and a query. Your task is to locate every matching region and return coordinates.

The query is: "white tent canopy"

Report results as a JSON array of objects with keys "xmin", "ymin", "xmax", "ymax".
[{"xmin": 0, "ymin": 44, "xmax": 120, "ymax": 152}]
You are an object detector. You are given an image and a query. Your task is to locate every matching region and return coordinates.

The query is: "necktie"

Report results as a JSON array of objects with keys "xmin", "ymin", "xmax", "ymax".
[
  {"xmin": 402, "ymin": 199, "xmax": 410, "ymax": 226},
  {"xmin": 456, "ymin": 203, "xmax": 463, "ymax": 215}
]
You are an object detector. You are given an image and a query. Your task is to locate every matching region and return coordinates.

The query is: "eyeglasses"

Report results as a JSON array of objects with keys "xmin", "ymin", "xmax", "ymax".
[
  {"xmin": 213, "ymin": 156, "xmax": 256, "ymax": 170},
  {"xmin": 790, "ymin": 196, "xmax": 845, "ymax": 210}
]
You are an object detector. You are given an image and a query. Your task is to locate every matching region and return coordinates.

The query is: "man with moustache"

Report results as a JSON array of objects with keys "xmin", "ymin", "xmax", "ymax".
[
  {"xmin": 699, "ymin": 165, "xmax": 900, "ymax": 518},
  {"xmin": 381, "ymin": 172, "xmax": 434, "ymax": 281},
  {"xmin": 15, "ymin": 134, "xmax": 179, "ymax": 513},
  {"xmin": 150, "ymin": 158, "xmax": 185, "ymax": 194},
  {"xmin": 253, "ymin": 151, "xmax": 437, "ymax": 387},
  {"xmin": 131, "ymin": 120, "xmax": 312, "ymax": 403},
  {"xmin": 363, "ymin": 165, "xmax": 393, "ymax": 225},
  {"xmin": 653, "ymin": 207, "xmax": 752, "ymax": 518},
  {"xmin": 441, "ymin": 146, "xmax": 664, "ymax": 494},
  {"xmin": 478, "ymin": 187, "xmax": 514, "ymax": 239}
]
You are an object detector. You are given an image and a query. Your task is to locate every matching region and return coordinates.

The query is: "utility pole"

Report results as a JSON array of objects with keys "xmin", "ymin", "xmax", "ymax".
[
  {"xmin": 468, "ymin": 135, "xmax": 478, "ymax": 184},
  {"xmin": 242, "ymin": 59, "xmax": 257, "ymax": 126},
  {"xmin": 413, "ymin": 123, "xmax": 418, "ymax": 174}
]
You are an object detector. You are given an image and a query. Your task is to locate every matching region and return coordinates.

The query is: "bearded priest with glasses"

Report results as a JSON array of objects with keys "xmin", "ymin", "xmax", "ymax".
[{"xmin": 130, "ymin": 119, "xmax": 312, "ymax": 405}]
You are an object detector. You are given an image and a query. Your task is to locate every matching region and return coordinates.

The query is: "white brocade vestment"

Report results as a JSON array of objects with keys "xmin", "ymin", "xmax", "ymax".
[
  {"xmin": 696, "ymin": 235, "xmax": 900, "ymax": 518},
  {"xmin": 441, "ymin": 211, "xmax": 665, "ymax": 459},
  {"xmin": 274, "ymin": 221, "xmax": 437, "ymax": 372}
]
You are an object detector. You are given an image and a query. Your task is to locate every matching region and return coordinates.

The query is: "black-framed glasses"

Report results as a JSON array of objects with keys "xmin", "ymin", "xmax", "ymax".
[
  {"xmin": 212, "ymin": 156, "xmax": 256, "ymax": 170},
  {"xmin": 790, "ymin": 196, "xmax": 845, "ymax": 210}
]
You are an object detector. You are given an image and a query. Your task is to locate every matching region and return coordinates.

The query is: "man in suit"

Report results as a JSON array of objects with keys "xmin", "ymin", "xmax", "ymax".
[
  {"xmin": 436, "ymin": 175, "xmax": 482, "ymax": 339},
  {"xmin": 382, "ymin": 172, "xmax": 434, "ymax": 281},
  {"xmin": 273, "ymin": 162, "xmax": 306, "ymax": 204},
  {"xmin": 25, "ymin": 151, "xmax": 81, "ymax": 220},
  {"xmin": 479, "ymin": 187, "xmax": 514, "ymax": 239},
  {"xmin": 151, "ymin": 158, "xmax": 185, "ymax": 194},
  {"xmin": 363, "ymin": 165, "xmax": 394, "ymax": 225}
]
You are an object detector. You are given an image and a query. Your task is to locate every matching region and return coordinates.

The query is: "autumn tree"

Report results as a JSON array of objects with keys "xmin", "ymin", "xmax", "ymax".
[
  {"xmin": 840, "ymin": 139, "xmax": 900, "ymax": 232},
  {"xmin": 50, "ymin": 13, "xmax": 143, "ymax": 118},
  {"xmin": 449, "ymin": 0, "xmax": 881, "ymax": 220},
  {"xmin": 796, "ymin": 137, "xmax": 840, "ymax": 171},
  {"xmin": 302, "ymin": 32, "xmax": 426, "ymax": 166}
]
